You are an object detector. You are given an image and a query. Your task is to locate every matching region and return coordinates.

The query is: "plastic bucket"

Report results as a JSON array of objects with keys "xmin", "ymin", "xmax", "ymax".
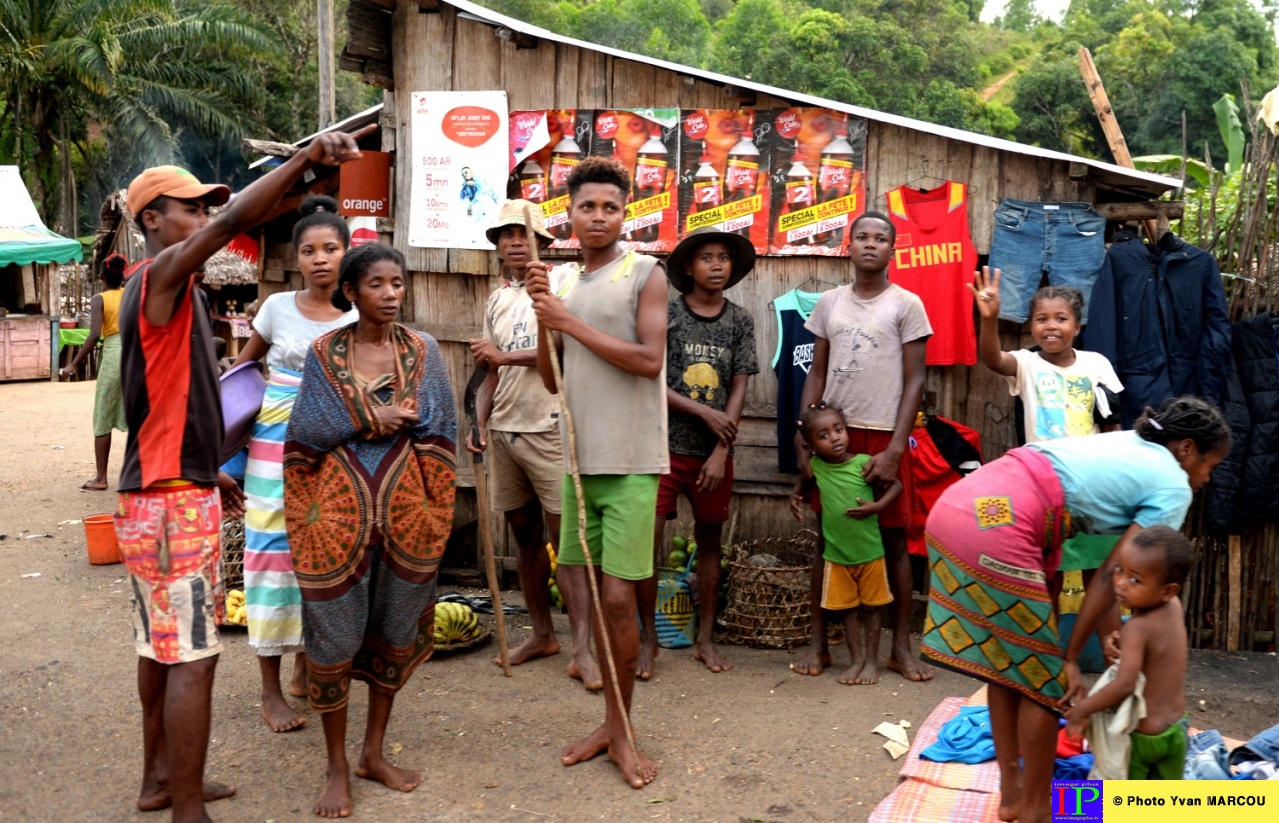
[{"xmin": 84, "ymin": 513, "xmax": 121, "ymax": 565}]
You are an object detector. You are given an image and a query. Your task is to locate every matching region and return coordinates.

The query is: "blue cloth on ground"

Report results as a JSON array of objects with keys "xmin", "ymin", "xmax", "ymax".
[
  {"xmin": 920, "ymin": 706, "xmax": 996, "ymax": 764},
  {"xmin": 1185, "ymin": 729, "xmax": 1233, "ymax": 780},
  {"xmin": 1230, "ymin": 721, "xmax": 1279, "ymax": 766},
  {"xmin": 1055, "ymin": 753, "xmax": 1095, "ymax": 780}
]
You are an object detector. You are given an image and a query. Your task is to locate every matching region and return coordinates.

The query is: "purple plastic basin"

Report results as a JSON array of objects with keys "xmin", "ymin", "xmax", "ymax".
[{"xmin": 219, "ymin": 360, "xmax": 267, "ymax": 463}]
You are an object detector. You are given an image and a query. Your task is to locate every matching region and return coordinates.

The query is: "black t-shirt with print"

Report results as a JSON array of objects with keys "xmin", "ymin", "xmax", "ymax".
[{"xmin": 665, "ymin": 296, "xmax": 759, "ymax": 458}]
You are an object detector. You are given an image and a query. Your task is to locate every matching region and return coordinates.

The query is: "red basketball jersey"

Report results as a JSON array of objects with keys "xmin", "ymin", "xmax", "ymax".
[{"xmin": 886, "ymin": 182, "xmax": 977, "ymax": 366}]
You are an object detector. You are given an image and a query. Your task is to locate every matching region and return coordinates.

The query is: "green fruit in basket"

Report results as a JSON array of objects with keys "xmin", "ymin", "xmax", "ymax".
[
  {"xmin": 720, "ymin": 558, "xmax": 729, "ymax": 572},
  {"xmin": 687, "ymin": 540, "xmax": 697, "ymax": 552},
  {"xmin": 668, "ymin": 549, "xmax": 688, "ymax": 569},
  {"xmin": 550, "ymin": 583, "xmax": 561, "ymax": 602},
  {"xmin": 671, "ymin": 535, "xmax": 688, "ymax": 551},
  {"xmin": 688, "ymin": 556, "xmax": 698, "ymax": 572}
]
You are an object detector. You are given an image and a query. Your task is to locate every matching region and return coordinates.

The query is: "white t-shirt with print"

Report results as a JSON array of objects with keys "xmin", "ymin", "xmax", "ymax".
[
  {"xmin": 1006, "ymin": 348, "xmax": 1123, "ymax": 443},
  {"xmin": 253, "ymin": 292, "xmax": 358, "ymax": 372}
]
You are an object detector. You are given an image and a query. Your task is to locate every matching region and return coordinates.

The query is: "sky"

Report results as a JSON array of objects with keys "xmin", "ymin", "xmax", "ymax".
[{"xmin": 980, "ymin": 0, "xmax": 1071, "ymax": 23}]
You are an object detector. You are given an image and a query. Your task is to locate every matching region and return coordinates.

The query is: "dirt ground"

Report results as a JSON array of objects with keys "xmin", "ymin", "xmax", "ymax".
[{"xmin": 2, "ymin": 381, "xmax": 1277, "ymax": 823}]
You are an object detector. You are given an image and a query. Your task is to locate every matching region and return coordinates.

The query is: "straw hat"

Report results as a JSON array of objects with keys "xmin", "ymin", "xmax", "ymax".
[
  {"xmin": 665, "ymin": 228, "xmax": 756, "ymax": 294},
  {"xmin": 486, "ymin": 199, "xmax": 555, "ymax": 246}
]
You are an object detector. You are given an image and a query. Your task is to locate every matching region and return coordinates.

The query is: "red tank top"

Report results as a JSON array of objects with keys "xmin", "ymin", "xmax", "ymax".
[{"xmin": 886, "ymin": 182, "xmax": 977, "ymax": 366}]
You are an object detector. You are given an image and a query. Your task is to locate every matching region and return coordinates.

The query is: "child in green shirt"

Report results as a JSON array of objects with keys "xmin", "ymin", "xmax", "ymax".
[{"xmin": 791, "ymin": 403, "xmax": 902, "ymax": 685}]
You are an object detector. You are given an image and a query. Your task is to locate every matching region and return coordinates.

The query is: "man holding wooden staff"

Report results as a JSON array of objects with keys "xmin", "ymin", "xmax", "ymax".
[{"xmin": 468, "ymin": 200, "xmax": 600, "ymax": 690}]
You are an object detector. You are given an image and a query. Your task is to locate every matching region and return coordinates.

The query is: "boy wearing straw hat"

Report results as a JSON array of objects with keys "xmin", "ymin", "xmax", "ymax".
[
  {"xmin": 637, "ymin": 228, "xmax": 758, "ymax": 677},
  {"xmin": 468, "ymin": 200, "xmax": 600, "ymax": 690}
]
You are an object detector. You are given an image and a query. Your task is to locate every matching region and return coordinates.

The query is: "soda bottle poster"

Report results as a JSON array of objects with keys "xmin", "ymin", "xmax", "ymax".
[
  {"xmin": 588, "ymin": 108, "xmax": 681, "ymax": 253},
  {"xmin": 676, "ymin": 109, "xmax": 772, "ymax": 254},
  {"xmin": 508, "ymin": 109, "xmax": 592, "ymax": 250},
  {"xmin": 767, "ymin": 108, "xmax": 867, "ymax": 255},
  {"xmin": 408, "ymin": 90, "xmax": 508, "ymax": 249}
]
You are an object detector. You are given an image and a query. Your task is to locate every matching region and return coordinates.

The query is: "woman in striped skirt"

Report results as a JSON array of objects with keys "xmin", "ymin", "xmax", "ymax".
[{"xmin": 231, "ymin": 195, "xmax": 357, "ymax": 731}]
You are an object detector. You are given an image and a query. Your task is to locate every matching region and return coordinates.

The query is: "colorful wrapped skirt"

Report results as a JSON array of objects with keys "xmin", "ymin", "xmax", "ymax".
[
  {"xmin": 244, "ymin": 368, "xmax": 305, "ymax": 655},
  {"xmin": 91, "ymin": 335, "xmax": 127, "ymax": 437},
  {"xmin": 920, "ymin": 447, "xmax": 1070, "ymax": 709}
]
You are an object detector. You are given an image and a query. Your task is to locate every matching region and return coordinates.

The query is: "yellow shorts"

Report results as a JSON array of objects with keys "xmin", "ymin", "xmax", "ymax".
[{"xmin": 821, "ymin": 556, "xmax": 893, "ymax": 611}]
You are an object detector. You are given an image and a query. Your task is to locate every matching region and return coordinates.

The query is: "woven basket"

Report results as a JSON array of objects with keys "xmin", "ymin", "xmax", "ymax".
[
  {"xmin": 719, "ymin": 529, "xmax": 819, "ymax": 650},
  {"xmin": 220, "ymin": 514, "xmax": 246, "ymax": 592}
]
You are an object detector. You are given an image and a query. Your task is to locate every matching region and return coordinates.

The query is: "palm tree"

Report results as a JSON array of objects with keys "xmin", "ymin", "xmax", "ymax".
[{"xmin": 0, "ymin": 0, "xmax": 274, "ymax": 233}]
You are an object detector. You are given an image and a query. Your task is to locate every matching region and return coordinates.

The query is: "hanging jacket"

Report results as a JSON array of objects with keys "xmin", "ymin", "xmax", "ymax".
[
  {"xmin": 1204, "ymin": 312, "xmax": 1279, "ymax": 532},
  {"xmin": 1086, "ymin": 233, "xmax": 1231, "ymax": 426}
]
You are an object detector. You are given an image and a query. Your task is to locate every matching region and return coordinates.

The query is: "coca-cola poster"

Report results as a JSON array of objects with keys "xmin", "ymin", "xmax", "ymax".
[
  {"xmin": 676, "ymin": 109, "xmax": 773, "ymax": 254},
  {"xmin": 588, "ymin": 108, "xmax": 681, "ymax": 253},
  {"xmin": 508, "ymin": 109, "xmax": 592, "ymax": 249},
  {"xmin": 408, "ymin": 90, "xmax": 509, "ymax": 249},
  {"xmin": 767, "ymin": 108, "xmax": 867, "ymax": 256}
]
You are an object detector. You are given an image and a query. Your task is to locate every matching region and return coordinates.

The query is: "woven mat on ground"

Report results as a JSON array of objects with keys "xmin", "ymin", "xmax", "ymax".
[
  {"xmin": 870, "ymin": 690, "xmax": 1003, "ymax": 823},
  {"xmin": 897, "ymin": 694, "xmax": 1002, "ymax": 793}
]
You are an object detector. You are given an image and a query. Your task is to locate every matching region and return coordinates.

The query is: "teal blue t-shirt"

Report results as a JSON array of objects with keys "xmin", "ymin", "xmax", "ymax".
[
  {"xmin": 1027, "ymin": 431, "xmax": 1193, "ymax": 534},
  {"xmin": 811, "ymin": 453, "xmax": 885, "ymax": 565}
]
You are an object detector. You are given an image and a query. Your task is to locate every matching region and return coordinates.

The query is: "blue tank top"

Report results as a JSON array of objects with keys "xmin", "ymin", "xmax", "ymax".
[{"xmin": 772, "ymin": 289, "xmax": 822, "ymax": 473}]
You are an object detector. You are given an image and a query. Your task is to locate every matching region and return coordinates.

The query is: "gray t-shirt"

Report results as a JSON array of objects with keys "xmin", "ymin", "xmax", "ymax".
[
  {"xmin": 254, "ymin": 292, "xmax": 358, "ymax": 372},
  {"xmin": 555, "ymin": 252, "xmax": 669, "ymax": 475},
  {"xmin": 805, "ymin": 283, "xmax": 932, "ymax": 430}
]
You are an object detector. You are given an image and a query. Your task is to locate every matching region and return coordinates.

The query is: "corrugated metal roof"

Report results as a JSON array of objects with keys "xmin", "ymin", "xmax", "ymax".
[
  {"xmin": 443, "ymin": 0, "xmax": 1181, "ymax": 194},
  {"xmin": 247, "ymin": 104, "xmax": 385, "ymax": 170}
]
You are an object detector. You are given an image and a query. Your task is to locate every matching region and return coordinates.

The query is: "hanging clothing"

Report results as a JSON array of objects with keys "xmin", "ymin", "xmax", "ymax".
[
  {"xmin": 886, "ymin": 182, "xmax": 977, "ymax": 365},
  {"xmin": 907, "ymin": 415, "xmax": 982, "ymax": 557},
  {"xmin": 1085, "ymin": 662, "xmax": 1148, "ymax": 780},
  {"xmin": 771, "ymin": 288, "xmax": 822, "ymax": 473},
  {"xmin": 1086, "ymin": 233, "xmax": 1232, "ymax": 427},
  {"xmin": 1204, "ymin": 312, "xmax": 1279, "ymax": 532}
]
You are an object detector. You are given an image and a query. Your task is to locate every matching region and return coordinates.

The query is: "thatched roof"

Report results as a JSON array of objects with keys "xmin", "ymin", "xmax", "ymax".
[{"xmin": 92, "ymin": 190, "xmax": 259, "ymax": 288}]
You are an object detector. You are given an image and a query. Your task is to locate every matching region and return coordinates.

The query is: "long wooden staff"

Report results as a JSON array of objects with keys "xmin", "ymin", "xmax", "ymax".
[{"xmin": 525, "ymin": 206, "xmax": 638, "ymax": 756}]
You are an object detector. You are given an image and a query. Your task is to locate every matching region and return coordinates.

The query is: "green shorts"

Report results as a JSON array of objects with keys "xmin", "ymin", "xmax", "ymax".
[
  {"xmin": 556, "ymin": 474, "xmax": 659, "ymax": 581},
  {"xmin": 1128, "ymin": 713, "xmax": 1189, "ymax": 780}
]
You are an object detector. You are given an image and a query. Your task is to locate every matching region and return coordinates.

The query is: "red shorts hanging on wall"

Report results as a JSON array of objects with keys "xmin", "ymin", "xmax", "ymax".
[{"xmin": 886, "ymin": 182, "xmax": 977, "ymax": 366}]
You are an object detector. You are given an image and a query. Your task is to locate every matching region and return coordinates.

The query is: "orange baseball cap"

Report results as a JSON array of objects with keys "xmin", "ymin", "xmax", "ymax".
[{"xmin": 126, "ymin": 166, "xmax": 231, "ymax": 217}]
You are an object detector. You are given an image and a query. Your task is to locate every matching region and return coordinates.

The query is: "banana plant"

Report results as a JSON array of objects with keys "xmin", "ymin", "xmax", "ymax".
[{"xmin": 1131, "ymin": 93, "xmax": 1247, "ymax": 188}]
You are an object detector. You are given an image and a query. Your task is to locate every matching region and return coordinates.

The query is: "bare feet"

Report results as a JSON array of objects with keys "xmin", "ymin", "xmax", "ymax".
[
  {"xmin": 636, "ymin": 638, "xmax": 658, "ymax": 680},
  {"xmin": 137, "ymin": 780, "xmax": 237, "ymax": 812},
  {"xmin": 501, "ymin": 634, "xmax": 560, "ymax": 667},
  {"xmin": 837, "ymin": 659, "xmax": 880, "ymax": 685},
  {"xmin": 561, "ymin": 724, "xmax": 610, "ymax": 766},
  {"xmin": 314, "ymin": 766, "xmax": 351, "ymax": 818},
  {"xmin": 262, "ymin": 692, "xmax": 306, "ymax": 732},
  {"xmin": 608, "ymin": 735, "xmax": 658, "ymax": 789},
  {"xmin": 290, "ymin": 656, "xmax": 309, "ymax": 698},
  {"xmin": 790, "ymin": 646, "xmax": 831, "ymax": 676},
  {"xmin": 567, "ymin": 655, "xmax": 603, "ymax": 691},
  {"xmin": 80, "ymin": 479, "xmax": 108, "ymax": 491},
  {"xmin": 887, "ymin": 652, "xmax": 935, "ymax": 682},
  {"xmin": 693, "ymin": 639, "xmax": 733, "ymax": 673},
  {"xmin": 355, "ymin": 754, "xmax": 422, "ymax": 793}
]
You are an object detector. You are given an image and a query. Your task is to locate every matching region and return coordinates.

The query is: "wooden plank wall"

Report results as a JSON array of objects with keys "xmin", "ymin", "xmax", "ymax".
[{"xmin": 383, "ymin": 6, "xmax": 1102, "ymax": 568}]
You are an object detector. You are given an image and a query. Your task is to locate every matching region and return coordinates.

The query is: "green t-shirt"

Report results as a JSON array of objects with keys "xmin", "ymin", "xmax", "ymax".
[{"xmin": 811, "ymin": 454, "xmax": 885, "ymax": 566}]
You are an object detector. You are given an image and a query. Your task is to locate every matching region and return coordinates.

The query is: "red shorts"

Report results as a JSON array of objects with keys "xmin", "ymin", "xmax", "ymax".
[
  {"xmin": 812, "ymin": 428, "xmax": 913, "ymax": 530},
  {"xmin": 656, "ymin": 452, "xmax": 733, "ymax": 525}
]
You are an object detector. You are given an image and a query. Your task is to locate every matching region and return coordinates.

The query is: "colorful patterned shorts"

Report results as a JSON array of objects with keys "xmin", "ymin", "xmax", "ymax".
[{"xmin": 115, "ymin": 484, "xmax": 223, "ymax": 664}]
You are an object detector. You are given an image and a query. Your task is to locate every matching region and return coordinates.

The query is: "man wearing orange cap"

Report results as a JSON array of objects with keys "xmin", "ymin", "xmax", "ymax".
[{"xmin": 114, "ymin": 128, "xmax": 370, "ymax": 822}]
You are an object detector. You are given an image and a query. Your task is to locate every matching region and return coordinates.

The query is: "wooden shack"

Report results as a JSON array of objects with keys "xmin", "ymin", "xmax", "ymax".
[{"xmin": 336, "ymin": 0, "xmax": 1182, "ymax": 566}]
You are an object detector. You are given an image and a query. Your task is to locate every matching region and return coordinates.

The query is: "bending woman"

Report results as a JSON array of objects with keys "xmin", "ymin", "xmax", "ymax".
[
  {"xmin": 919, "ymin": 396, "xmax": 1229, "ymax": 823},
  {"xmin": 232, "ymin": 195, "xmax": 358, "ymax": 732},
  {"xmin": 284, "ymin": 243, "xmax": 457, "ymax": 819},
  {"xmin": 61, "ymin": 253, "xmax": 129, "ymax": 490}
]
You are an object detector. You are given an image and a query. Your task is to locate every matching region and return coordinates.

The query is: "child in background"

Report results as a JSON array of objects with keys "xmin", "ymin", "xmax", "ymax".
[
  {"xmin": 791, "ymin": 403, "xmax": 902, "ymax": 685},
  {"xmin": 970, "ymin": 268, "xmax": 1124, "ymax": 616},
  {"xmin": 1065, "ymin": 525, "xmax": 1191, "ymax": 780}
]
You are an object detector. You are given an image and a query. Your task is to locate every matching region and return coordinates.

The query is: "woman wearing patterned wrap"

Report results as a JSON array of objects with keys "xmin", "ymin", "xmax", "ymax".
[
  {"xmin": 920, "ymin": 396, "xmax": 1229, "ymax": 823},
  {"xmin": 284, "ymin": 243, "xmax": 457, "ymax": 818}
]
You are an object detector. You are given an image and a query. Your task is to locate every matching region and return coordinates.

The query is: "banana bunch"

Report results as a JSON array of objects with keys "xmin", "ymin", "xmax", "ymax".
[
  {"xmin": 546, "ymin": 543, "xmax": 564, "ymax": 612},
  {"xmin": 225, "ymin": 589, "xmax": 247, "ymax": 625},
  {"xmin": 434, "ymin": 601, "xmax": 481, "ymax": 645}
]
